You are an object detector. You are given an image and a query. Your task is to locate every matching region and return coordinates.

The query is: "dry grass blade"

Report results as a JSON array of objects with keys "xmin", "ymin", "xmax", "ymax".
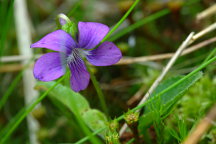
[
  {"xmin": 182, "ymin": 104, "xmax": 216, "ymax": 144},
  {"xmin": 196, "ymin": 4, "xmax": 216, "ymax": 21},
  {"xmin": 116, "ymin": 36, "xmax": 216, "ymax": 65},
  {"xmin": 14, "ymin": 0, "xmax": 39, "ymax": 143},
  {"xmin": 1, "ymin": 36, "xmax": 216, "ymax": 73}
]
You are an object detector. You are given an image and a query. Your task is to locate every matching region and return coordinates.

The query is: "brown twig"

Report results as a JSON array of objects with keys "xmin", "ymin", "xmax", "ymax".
[
  {"xmin": 191, "ymin": 22, "xmax": 216, "ymax": 42},
  {"xmin": 0, "ymin": 64, "xmax": 34, "ymax": 73},
  {"xmin": 1, "ymin": 36, "xmax": 216, "ymax": 65},
  {"xmin": 127, "ymin": 84, "xmax": 146, "ymax": 106},
  {"xmin": 1, "ymin": 36, "xmax": 216, "ymax": 73},
  {"xmin": 196, "ymin": 4, "xmax": 216, "ymax": 21},
  {"xmin": 116, "ymin": 36, "xmax": 216, "ymax": 65},
  {"xmin": 182, "ymin": 104, "xmax": 216, "ymax": 144},
  {"xmin": 0, "ymin": 54, "xmax": 41, "ymax": 63}
]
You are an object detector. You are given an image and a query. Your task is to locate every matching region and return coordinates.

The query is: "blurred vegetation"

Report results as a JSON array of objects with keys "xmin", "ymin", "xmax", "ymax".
[{"xmin": 0, "ymin": 0, "xmax": 216, "ymax": 143}]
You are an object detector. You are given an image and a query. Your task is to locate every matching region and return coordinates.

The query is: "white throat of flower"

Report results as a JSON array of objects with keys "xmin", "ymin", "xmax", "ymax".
[{"xmin": 66, "ymin": 48, "xmax": 89, "ymax": 64}]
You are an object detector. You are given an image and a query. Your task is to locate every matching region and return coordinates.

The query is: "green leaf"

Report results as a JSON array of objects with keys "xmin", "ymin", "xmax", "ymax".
[
  {"xmin": 82, "ymin": 109, "xmax": 108, "ymax": 137},
  {"xmin": 36, "ymin": 81, "xmax": 90, "ymax": 115},
  {"xmin": 139, "ymin": 72, "xmax": 203, "ymax": 130},
  {"xmin": 36, "ymin": 82, "xmax": 108, "ymax": 137}
]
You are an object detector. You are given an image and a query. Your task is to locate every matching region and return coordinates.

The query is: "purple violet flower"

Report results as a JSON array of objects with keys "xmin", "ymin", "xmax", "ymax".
[{"xmin": 31, "ymin": 22, "xmax": 122, "ymax": 92}]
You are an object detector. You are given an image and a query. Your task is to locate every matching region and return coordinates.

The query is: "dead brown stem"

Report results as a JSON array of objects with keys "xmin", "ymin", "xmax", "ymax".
[
  {"xmin": 127, "ymin": 84, "xmax": 146, "ymax": 106},
  {"xmin": 182, "ymin": 104, "xmax": 216, "ymax": 144},
  {"xmin": 116, "ymin": 36, "xmax": 216, "ymax": 65},
  {"xmin": 1, "ymin": 36, "xmax": 216, "ymax": 73}
]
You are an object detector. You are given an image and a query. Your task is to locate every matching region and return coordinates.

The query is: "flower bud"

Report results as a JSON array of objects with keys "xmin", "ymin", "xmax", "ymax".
[
  {"xmin": 124, "ymin": 111, "xmax": 139, "ymax": 125},
  {"xmin": 106, "ymin": 132, "xmax": 120, "ymax": 144},
  {"xmin": 56, "ymin": 13, "xmax": 77, "ymax": 38},
  {"xmin": 108, "ymin": 120, "xmax": 119, "ymax": 132}
]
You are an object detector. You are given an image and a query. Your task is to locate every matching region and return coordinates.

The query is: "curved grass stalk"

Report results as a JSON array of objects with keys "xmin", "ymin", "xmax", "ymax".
[
  {"xmin": 0, "ymin": 72, "xmax": 69, "ymax": 144},
  {"xmin": 101, "ymin": 0, "xmax": 140, "ymax": 42},
  {"xmin": 109, "ymin": 9, "xmax": 170, "ymax": 42}
]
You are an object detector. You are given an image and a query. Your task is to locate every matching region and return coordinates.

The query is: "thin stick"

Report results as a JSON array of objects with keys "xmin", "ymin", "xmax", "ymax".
[
  {"xmin": 116, "ymin": 36, "xmax": 216, "ymax": 65},
  {"xmin": 0, "ymin": 35, "xmax": 213, "ymax": 73},
  {"xmin": 191, "ymin": 22, "xmax": 216, "ymax": 41},
  {"xmin": 1, "ymin": 22, "xmax": 215, "ymax": 64},
  {"xmin": 182, "ymin": 104, "xmax": 216, "ymax": 144},
  {"xmin": 0, "ymin": 54, "xmax": 41, "ymax": 63},
  {"xmin": 127, "ymin": 84, "xmax": 146, "ymax": 106},
  {"xmin": 140, "ymin": 32, "xmax": 194, "ymax": 106},
  {"xmin": 196, "ymin": 4, "xmax": 216, "ymax": 21},
  {"xmin": 119, "ymin": 32, "xmax": 195, "ymax": 136},
  {"xmin": 14, "ymin": 0, "xmax": 39, "ymax": 143},
  {"xmin": 1, "ymin": 36, "xmax": 216, "ymax": 66}
]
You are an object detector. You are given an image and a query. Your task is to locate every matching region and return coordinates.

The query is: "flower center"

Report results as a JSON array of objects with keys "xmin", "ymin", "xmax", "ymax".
[{"xmin": 66, "ymin": 48, "xmax": 88, "ymax": 64}]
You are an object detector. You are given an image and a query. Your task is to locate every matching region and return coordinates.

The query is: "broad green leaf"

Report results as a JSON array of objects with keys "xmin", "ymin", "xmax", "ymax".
[
  {"xmin": 36, "ymin": 82, "xmax": 108, "ymax": 137},
  {"xmin": 139, "ymin": 72, "xmax": 203, "ymax": 130},
  {"xmin": 36, "ymin": 81, "xmax": 90, "ymax": 115},
  {"xmin": 82, "ymin": 109, "xmax": 108, "ymax": 137}
]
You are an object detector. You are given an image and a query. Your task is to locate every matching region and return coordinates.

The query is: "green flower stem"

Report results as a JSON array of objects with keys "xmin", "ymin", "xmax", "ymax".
[
  {"xmin": 0, "ymin": 72, "xmax": 69, "ymax": 144},
  {"xmin": 75, "ymin": 55, "xmax": 216, "ymax": 144},
  {"xmin": 108, "ymin": 9, "xmax": 170, "ymax": 42},
  {"xmin": 101, "ymin": 0, "xmax": 140, "ymax": 42},
  {"xmin": 86, "ymin": 64, "xmax": 109, "ymax": 116}
]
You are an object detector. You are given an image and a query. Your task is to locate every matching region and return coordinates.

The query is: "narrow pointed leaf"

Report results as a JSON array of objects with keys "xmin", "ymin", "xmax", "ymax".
[{"xmin": 139, "ymin": 72, "xmax": 203, "ymax": 130}]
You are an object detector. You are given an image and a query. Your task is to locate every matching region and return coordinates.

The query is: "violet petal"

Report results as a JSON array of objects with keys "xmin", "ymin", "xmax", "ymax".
[
  {"xmin": 68, "ymin": 57, "xmax": 90, "ymax": 92},
  {"xmin": 33, "ymin": 52, "xmax": 66, "ymax": 81},
  {"xmin": 78, "ymin": 22, "xmax": 109, "ymax": 49},
  {"xmin": 31, "ymin": 30, "xmax": 76, "ymax": 54},
  {"xmin": 86, "ymin": 42, "xmax": 122, "ymax": 66}
]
